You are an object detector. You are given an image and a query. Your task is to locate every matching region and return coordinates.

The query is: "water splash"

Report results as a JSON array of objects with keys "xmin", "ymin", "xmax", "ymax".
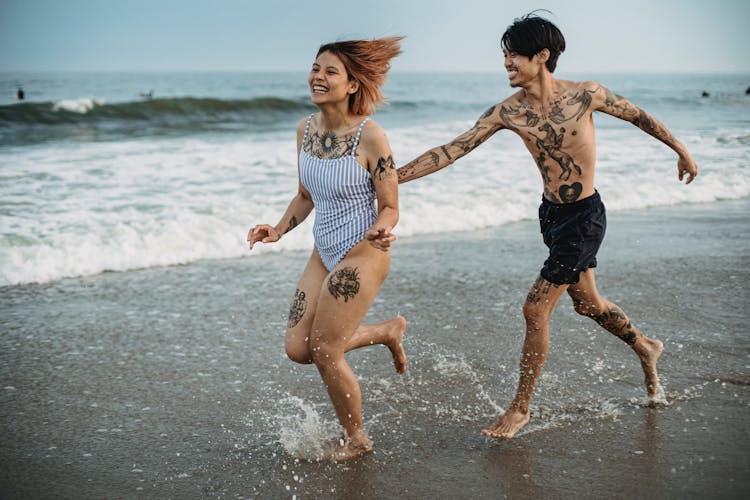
[
  {"xmin": 650, "ymin": 384, "xmax": 668, "ymax": 406},
  {"xmin": 431, "ymin": 354, "xmax": 506, "ymax": 416},
  {"xmin": 516, "ymin": 398, "xmax": 626, "ymax": 437},
  {"xmin": 276, "ymin": 396, "xmax": 340, "ymax": 461}
]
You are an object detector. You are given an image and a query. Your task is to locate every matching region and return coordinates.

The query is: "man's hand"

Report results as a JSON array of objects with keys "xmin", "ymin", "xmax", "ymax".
[
  {"xmin": 365, "ymin": 226, "xmax": 397, "ymax": 251},
  {"xmin": 248, "ymin": 224, "xmax": 280, "ymax": 250},
  {"xmin": 678, "ymin": 154, "xmax": 698, "ymax": 184}
]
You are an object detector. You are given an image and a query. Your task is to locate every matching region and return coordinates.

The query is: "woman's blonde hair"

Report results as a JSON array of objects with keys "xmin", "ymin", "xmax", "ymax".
[{"xmin": 316, "ymin": 36, "xmax": 404, "ymax": 116}]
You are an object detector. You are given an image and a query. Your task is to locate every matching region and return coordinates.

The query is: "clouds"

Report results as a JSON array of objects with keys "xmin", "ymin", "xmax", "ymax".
[{"xmin": 1, "ymin": 0, "xmax": 748, "ymax": 72}]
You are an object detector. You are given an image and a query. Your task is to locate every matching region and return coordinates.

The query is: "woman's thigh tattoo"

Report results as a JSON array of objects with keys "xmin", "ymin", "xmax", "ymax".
[
  {"xmin": 288, "ymin": 288, "xmax": 307, "ymax": 328},
  {"xmin": 327, "ymin": 267, "xmax": 360, "ymax": 302}
]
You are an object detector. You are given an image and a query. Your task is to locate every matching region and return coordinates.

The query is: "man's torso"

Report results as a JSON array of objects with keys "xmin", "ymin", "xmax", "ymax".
[{"xmin": 498, "ymin": 80, "xmax": 603, "ymax": 203}]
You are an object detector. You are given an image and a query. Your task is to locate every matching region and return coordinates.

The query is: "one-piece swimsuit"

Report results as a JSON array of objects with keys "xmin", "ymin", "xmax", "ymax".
[{"xmin": 299, "ymin": 114, "xmax": 376, "ymax": 271}]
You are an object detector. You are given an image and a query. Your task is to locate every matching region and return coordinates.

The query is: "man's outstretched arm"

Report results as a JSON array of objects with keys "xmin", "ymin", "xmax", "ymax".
[
  {"xmin": 397, "ymin": 105, "xmax": 503, "ymax": 184},
  {"xmin": 595, "ymin": 85, "xmax": 698, "ymax": 184}
]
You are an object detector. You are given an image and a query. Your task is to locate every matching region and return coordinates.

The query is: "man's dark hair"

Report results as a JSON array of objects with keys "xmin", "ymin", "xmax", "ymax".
[{"xmin": 501, "ymin": 11, "xmax": 566, "ymax": 73}]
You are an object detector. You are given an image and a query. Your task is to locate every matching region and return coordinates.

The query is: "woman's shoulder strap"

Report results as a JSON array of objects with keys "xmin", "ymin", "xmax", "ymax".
[{"xmin": 351, "ymin": 117, "xmax": 371, "ymax": 156}]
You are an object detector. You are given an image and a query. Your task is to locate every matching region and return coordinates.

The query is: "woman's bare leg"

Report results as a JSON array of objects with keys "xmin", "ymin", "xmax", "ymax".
[
  {"xmin": 347, "ymin": 317, "xmax": 407, "ymax": 373},
  {"xmin": 285, "ymin": 249, "xmax": 407, "ymax": 373},
  {"xmin": 309, "ymin": 241, "xmax": 391, "ymax": 461}
]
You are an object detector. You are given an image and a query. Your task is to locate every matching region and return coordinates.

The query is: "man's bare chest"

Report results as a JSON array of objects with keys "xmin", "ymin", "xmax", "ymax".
[{"xmin": 500, "ymin": 87, "xmax": 597, "ymax": 133}]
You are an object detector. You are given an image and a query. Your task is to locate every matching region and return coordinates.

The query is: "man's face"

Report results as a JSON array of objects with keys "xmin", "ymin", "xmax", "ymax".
[{"xmin": 503, "ymin": 49, "xmax": 539, "ymax": 88}]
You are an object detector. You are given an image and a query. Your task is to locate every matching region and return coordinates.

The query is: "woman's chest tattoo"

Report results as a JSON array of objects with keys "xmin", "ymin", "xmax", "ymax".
[{"xmin": 304, "ymin": 130, "xmax": 357, "ymax": 159}]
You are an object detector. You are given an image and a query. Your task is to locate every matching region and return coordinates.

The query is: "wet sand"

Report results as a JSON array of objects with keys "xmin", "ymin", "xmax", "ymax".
[{"xmin": 1, "ymin": 199, "xmax": 748, "ymax": 499}]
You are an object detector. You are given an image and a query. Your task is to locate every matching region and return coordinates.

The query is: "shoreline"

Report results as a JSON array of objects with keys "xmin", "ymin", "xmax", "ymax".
[
  {"xmin": 2, "ymin": 196, "xmax": 747, "ymax": 291},
  {"xmin": 1, "ymin": 198, "xmax": 748, "ymax": 499}
]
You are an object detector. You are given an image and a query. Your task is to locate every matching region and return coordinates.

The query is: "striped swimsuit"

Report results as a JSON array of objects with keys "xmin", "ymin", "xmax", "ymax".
[{"xmin": 299, "ymin": 114, "xmax": 377, "ymax": 271}]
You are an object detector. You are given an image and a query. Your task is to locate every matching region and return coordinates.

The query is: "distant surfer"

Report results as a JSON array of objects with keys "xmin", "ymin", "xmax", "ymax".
[
  {"xmin": 701, "ymin": 91, "xmax": 709, "ymax": 97},
  {"xmin": 397, "ymin": 12, "xmax": 698, "ymax": 439},
  {"xmin": 16, "ymin": 87, "xmax": 24, "ymax": 100}
]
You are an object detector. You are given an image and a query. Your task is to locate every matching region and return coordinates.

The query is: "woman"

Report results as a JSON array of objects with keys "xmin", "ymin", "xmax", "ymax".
[{"xmin": 248, "ymin": 37, "xmax": 407, "ymax": 462}]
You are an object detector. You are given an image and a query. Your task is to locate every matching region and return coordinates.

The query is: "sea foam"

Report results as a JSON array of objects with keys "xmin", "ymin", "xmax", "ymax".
[
  {"xmin": 1, "ymin": 104, "xmax": 748, "ymax": 286},
  {"xmin": 52, "ymin": 98, "xmax": 101, "ymax": 114}
]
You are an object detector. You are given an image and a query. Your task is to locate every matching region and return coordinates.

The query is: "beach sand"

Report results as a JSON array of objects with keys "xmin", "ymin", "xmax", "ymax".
[{"xmin": 1, "ymin": 199, "xmax": 748, "ymax": 499}]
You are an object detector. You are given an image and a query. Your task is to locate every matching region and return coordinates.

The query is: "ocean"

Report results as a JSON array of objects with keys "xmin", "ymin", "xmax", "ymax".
[
  {"xmin": 1, "ymin": 72, "xmax": 749, "ymax": 498},
  {"xmin": 1, "ymin": 71, "xmax": 748, "ymax": 286}
]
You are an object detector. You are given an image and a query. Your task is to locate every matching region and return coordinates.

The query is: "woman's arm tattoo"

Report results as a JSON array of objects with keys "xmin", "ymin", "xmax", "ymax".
[
  {"xmin": 283, "ymin": 215, "xmax": 298, "ymax": 234},
  {"xmin": 373, "ymin": 155, "xmax": 396, "ymax": 181}
]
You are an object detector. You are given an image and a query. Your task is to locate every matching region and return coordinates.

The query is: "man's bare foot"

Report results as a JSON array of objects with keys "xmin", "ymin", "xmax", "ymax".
[
  {"xmin": 481, "ymin": 407, "xmax": 530, "ymax": 439},
  {"xmin": 324, "ymin": 431, "xmax": 373, "ymax": 462},
  {"xmin": 384, "ymin": 316, "xmax": 408, "ymax": 374},
  {"xmin": 634, "ymin": 336, "xmax": 665, "ymax": 404}
]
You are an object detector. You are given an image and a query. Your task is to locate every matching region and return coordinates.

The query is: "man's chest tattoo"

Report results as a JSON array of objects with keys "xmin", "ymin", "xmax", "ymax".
[
  {"xmin": 491, "ymin": 89, "xmax": 600, "ymax": 205},
  {"xmin": 504, "ymin": 88, "xmax": 598, "ymax": 129},
  {"xmin": 527, "ymin": 123, "xmax": 582, "ymax": 182},
  {"xmin": 304, "ymin": 130, "xmax": 357, "ymax": 159}
]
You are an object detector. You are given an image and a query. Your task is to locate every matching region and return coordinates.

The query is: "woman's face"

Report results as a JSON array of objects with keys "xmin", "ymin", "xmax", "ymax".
[{"xmin": 308, "ymin": 51, "xmax": 357, "ymax": 106}]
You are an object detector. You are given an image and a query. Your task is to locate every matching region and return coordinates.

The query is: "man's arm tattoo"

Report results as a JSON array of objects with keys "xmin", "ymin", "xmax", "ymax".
[
  {"xmin": 397, "ymin": 116, "xmax": 490, "ymax": 183},
  {"xmin": 479, "ymin": 105, "xmax": 497, "ymax": 120},
  {"xmin": 632, "ymin": 109, "xmax": 678, "ymax": 146},
  {"xmin": 448, "ymin": 124, "xmax": 487, "ymax": 153},
  {"xmin": 602, "ymin": 87, "xmax": 678, "ymax": 148},
  {"xmin": 397, "ymin": 150, "xmax": 440, "ymax": 183},
  {"xmin": 601, "ymin": 87, "xmax": 639, "ymax": 121}
]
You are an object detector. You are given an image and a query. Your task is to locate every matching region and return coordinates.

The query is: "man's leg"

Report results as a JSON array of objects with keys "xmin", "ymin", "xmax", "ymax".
[
  {"xmin": 567, "ymin": 269, "xmax": 665, "ymax": 403},
  {"xmin": 482, "ymin": 275, "xmax": 568, "ymax": 439}
]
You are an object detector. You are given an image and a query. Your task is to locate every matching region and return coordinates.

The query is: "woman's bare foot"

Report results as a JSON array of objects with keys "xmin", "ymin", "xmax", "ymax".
[
  {"xmin": 324, "ymin": 430, "xmax": 373, "ymax": 462},
  {"xmin": 481, "ymin": 407, "xmax": 530, "ymax": 439},
  {"xmin": 633, "ymin": 336, "xmax": 665, "ymax": 404},
  {"xmin": 350, "ymin": 317, "xmax": 407, "ymax": 374},
  {"xmin": 385, "ymin": 316, "xmax": 408, "ymax": 374}
]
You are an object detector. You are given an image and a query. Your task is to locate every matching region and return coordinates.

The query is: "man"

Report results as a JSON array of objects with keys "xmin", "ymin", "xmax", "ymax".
[{"xmin": 397, "ymin": 13, "xmax": 698, "ymax": 439}]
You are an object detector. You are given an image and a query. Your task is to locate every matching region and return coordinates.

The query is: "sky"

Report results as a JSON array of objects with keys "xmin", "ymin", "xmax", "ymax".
[{"xmin": 1, "ymin": 0, "xmax": 748, "ymax": 73}]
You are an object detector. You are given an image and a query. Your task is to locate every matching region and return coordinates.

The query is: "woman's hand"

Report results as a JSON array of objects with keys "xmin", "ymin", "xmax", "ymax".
[
  {"xmin": 248, "ymin": 224, "xmax": 280, "ymax": 250},
  {"xmin": 365, "ymin": 226, "xmax": 397, "ymax": 251}
]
